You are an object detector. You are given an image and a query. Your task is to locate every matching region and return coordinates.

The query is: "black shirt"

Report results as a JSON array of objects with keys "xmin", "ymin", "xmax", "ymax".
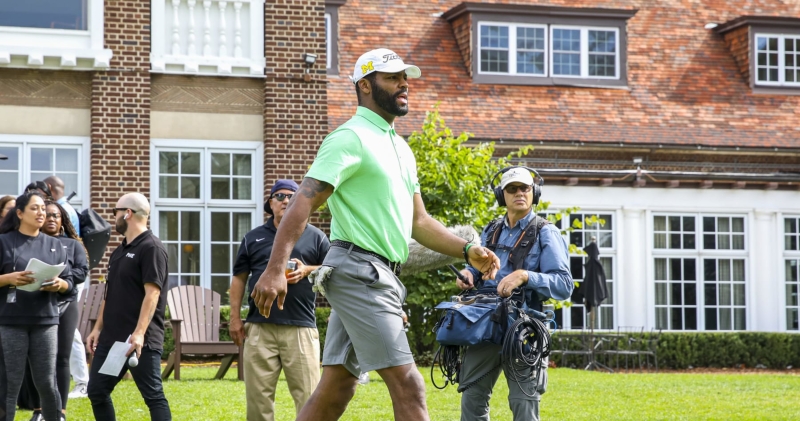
[
  {"xmin": 233, "ymin": 218, "xmax": 330, "ymax": 327},
  {"xmin": 57, "ymin": 236, "xmax": 89, "ymax": 303},
  {"xmin": 0, "ymin": 231, "xmax": 73, "ymax": 325},
  {"xmin": 100, "ymin": 230, "xmax": 169, "ymax": 350}
]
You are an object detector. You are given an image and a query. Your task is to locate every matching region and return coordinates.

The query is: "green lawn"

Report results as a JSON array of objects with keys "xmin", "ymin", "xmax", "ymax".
[{"xmin": 18, "ymin": 366, "xmax": 800, "ymax": 420}]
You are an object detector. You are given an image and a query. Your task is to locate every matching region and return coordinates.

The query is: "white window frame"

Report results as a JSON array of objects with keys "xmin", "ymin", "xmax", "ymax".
[
  {"xmin": 0, "ymin": 134, "xmax": 91, "ymax": 210},
  {"xmin": 754, "ymin": 33, "xmax": 800, "ymax": 87},
  {"xmin": 784, "ymin": 215, "xmax": 800, "ymax": 331},
  {"xmin": 550, "ymin": 25, "xmax": 620, "ymax": 80},
  {"xmin": 651, "ymin": 212, "xmax": 749, "ymax": 332},
  {"xmin": 150, "ymin": 139, "xmax": 263, "ymax": 296},
  {"xmin": 477, "ymin": 22, "xmax": 548, "ymax": 77},
  {"xmin": 0, "ymin": 0, "xmax": 111, "ymax": 70},
  {"xmin": 325, "ymin": 12, "xmax": 331, "ymax": 70}
]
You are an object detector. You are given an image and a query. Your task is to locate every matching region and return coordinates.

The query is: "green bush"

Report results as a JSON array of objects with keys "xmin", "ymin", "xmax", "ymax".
[{"xmin": 549, "ymin": 331, "xmax": 800, "ymax": 370}]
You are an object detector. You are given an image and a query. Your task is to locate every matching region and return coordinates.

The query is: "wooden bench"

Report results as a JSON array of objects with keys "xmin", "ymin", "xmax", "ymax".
[
  {"xmin": 76, "ymin": 282, "xmax": 107, "ymax": 366},
  {"xmin": 161, "ymin": 285, "xmax": 243, "ymax": 380}
]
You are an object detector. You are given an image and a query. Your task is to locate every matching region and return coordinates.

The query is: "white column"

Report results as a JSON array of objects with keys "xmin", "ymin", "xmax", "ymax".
[
  {"xmin": 187, "ymin": 0, "xmax": 197, "ymax": 56},
  {"xmin": 233, "ymin": 2, "xmax": 243, "ymax": 58},
  {"xmin": 751, "ymin": 210, "xmax": 778, "ymax": 331},
  {"xmin": 202, "ymin": 1, "xmax": 212, "ymax": 56},
  {"xmin": 619, "ymin": 207, "xmax": 648, "ymax": 329},
  {"xmin": 171, "ymin": 0, "xmax": 181, "ymax": 56},
  {"xmin": 218, "ymin": 2, "xmax": 228, "ymax": 57}
]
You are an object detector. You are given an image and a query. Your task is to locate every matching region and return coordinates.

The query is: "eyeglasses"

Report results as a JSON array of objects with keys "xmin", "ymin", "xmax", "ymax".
[
  {"xmin": 112, "ymin": 207, "xmax": 137, "ymax": 215},
  {"xmin": 504, "ymin": 185, "xmax": 532, "ymax": 194},
  {"xmin": 45, "ymin": 213, "xmax": 61, "ymax": 220},
  {"xmin": 272, "ymin": 193, "xmax": 294, "ymax": 201}
]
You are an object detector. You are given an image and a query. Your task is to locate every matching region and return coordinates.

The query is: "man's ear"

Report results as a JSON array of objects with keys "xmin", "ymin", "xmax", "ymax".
[{"xmin": 358, "ymin": 78, "xmax": 371, "ymax": 95}]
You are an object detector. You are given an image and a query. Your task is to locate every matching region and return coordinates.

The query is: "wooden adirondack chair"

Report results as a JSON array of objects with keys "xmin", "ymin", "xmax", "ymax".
[
  {"xmin": 76, "ymin": 282, "xmax": 107, "ymax": 366},
  {"xmin": 161, "ymin": 285, "xmax": 243, "ymax": 380}
]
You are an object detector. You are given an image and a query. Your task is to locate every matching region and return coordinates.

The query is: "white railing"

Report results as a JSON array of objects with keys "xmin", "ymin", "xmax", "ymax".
[{"xmin": 151, "ymin": 0, "xmax": 265, "ymax": 77}]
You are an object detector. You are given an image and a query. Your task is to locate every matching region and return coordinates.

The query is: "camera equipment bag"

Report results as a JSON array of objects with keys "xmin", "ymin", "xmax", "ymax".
[{"xmin": 434, "ymin": 294, "xmax": 510, "ymax": 346}]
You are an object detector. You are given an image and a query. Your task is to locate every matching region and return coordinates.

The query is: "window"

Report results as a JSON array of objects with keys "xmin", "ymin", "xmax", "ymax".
[
  {"xmin": 545, "ymin": 211, "xmax": 616, "ymax": 331},
  {"xmin": 325, "ymin": 0, "xmax": 345, "ymax": 75},
  {"xmin": 0, "ymin": 135, "xmax": 89, "ymax": 210},
  {"xmin": 443, "ymin": 4, "xmax": 635, "ymax": 87},
  {"xmin": 0, "ymin": 0, "xmax": 87, "ymax": 30},
  {"xmin": 151, "ymin": 140, "xmax": 263, "ymax": 304},
  {"xmin": 653, "ymin": 214, "xmax": 748, "ymax": 331},
  {"xmin": 755, "ymin": 34, "xmax": 800, "ymax": 87},
  {"xmin": 785, "ymin": 217, "xmax": 800, "ymax": 331}
]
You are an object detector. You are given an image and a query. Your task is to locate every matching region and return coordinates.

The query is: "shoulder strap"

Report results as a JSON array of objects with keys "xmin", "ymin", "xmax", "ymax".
[
  {"xmin": 483, "ymin": 217, "xmax": 505, "ymax": 252},
  {"xmin": 509, "ymin": 216, "xmax": 549, "ymax": 271}
]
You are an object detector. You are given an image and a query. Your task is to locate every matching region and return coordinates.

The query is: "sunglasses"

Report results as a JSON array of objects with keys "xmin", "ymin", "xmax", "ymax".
[
  {"xmin": 504, "ymin": 185, "xmax": 532, "ymax": 194},
  {"xmin": 272, "ymin": 193, "xmax": 294, "ymax": 201},
  {"xmin": 112, "ymin": 207, "xmax": 136, "ymax": 215}
]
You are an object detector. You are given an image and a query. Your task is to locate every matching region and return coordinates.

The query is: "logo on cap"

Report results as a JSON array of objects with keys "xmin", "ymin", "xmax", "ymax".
[{"xmin": 361, "ymin": 61, "xmax": 374, "ymax": 75}]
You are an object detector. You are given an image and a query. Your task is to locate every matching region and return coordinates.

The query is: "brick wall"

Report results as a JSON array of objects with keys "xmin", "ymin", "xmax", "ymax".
[
  {"xmin": 90, "ymin": 0, "xmax": 152, "ymax": 278},
  {"xmin": 723, "ymin": 26, "xmax": 750, "ymax": 85},
  {"xmin": 263, "ymin": 0, "xmax": 329, "ymax": 228}
]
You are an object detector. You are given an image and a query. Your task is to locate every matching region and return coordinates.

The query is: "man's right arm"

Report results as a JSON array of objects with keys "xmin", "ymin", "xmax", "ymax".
[
  {"xmin": 251, "ymin": 177, "xmax": 333, "ymax": 318},
  {"xmin": 86, "ymin": 299, "xmax": 105, "ymax": 354},
  {"xmin": 228, "ymin": 272, "xmax": 248, "ymax": 347}
]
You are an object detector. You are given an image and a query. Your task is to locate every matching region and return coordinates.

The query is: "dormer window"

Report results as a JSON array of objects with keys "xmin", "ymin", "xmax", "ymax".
[
  {"xmin": 444, "ymin": 3, "xmax": 636, "ymax": 88},
  {"xmin": 755, "ymin": 34, "xmax": 800, "ymax": 86}
]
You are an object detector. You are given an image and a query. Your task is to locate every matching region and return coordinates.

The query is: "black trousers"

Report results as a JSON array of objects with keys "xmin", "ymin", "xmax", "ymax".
[{"xmin": 87, "ymin": 345, "xmax": 171, "ymax": 421}]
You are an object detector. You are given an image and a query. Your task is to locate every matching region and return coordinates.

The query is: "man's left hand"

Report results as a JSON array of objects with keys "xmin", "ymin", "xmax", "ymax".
[
  {"xmin": 496, "ymin": 269, "xmax": 528, "ymax": 298},
  {"xmin": 127, "ymin": 332, "xmax": 144, "ymax": 358},
  {"xmin": 467, "ymin": 245, "xmax": 500, "ymax": 280}
]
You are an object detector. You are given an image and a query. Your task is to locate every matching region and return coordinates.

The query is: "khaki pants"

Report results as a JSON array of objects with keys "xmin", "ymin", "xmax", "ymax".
[{"xmin": 243, "ymin": 323, "xmax": 321, "ymax": 421}]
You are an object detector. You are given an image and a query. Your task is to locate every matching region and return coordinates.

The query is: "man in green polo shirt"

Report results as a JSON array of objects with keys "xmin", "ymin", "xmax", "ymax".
[{"xmin": 251, "ymin": 48, "xmax": 500, "ymax": 421}]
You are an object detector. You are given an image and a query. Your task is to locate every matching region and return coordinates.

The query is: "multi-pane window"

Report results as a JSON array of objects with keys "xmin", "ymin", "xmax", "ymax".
[
  {"xmin": 755, "ymin": 34, "xmax": 800, "ymax": 87},
  {"xmin": 0, "ymin": 136, "xmax": 88, "ymax": 210},
  {"xmin": 152, "ymin": 141, "xmax": 262, "ymax": 304},
  {"xmin": 0, "ymin": 0, "xmax": 87, "ymax": 30},
  {"xmin": 545, "ymin": 212, "xmax": 615, "ymax": 331},
  {"xmin": 653, "ymin": 214, "xmax": 748, "ymax": 331},
  {"xmin": 785, "ymin": 217, "xmax": 800, "ymax": 331},
  {"xmin": 477, "ymin": 22, "xmax": 618, "ymax": 80}
]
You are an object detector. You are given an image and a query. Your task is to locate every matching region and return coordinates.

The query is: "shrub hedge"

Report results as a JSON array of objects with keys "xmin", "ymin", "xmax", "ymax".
[{"xmin": 161, "ymin": 307, "xmax": 800, "ymax": 370}]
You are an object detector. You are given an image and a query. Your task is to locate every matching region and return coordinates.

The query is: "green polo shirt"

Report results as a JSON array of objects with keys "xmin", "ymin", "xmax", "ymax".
[{"xmin": 306, "ymin": 107, "xmax": 420, "ymax": 263}]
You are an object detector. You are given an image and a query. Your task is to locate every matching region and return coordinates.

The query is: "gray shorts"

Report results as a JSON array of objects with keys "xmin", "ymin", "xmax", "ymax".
[{"xmin": 320, "ymin": 246, "xmax": 413, "ymax": 376}]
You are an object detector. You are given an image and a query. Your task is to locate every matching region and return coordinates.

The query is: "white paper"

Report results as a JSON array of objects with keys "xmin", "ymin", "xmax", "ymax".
[
  {"xmin": 17, "ymin": 258, "xmax": 66, "ymax": 292},
  {"xmin": 99, "ymin": 335, "xmax": 132, "ymax": 376}
]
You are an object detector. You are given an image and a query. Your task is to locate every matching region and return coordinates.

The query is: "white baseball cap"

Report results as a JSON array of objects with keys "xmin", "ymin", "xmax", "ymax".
[
  {"xmin": 351, "ymin": 48, "xmax": 421, "ymax": 84},
  {"xmin": 500, "ymin": 167, "xmax": 534, "ymax": 189}
]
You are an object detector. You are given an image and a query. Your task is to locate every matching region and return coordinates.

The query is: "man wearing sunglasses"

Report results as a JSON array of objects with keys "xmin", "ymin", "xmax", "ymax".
[
  {"xmin": 228, "ymin": 179, "xmax": 330, "ymax": 421},
  {"xmin": 455, "ymin": 167, "xmax": 573, "ymax": 421}
]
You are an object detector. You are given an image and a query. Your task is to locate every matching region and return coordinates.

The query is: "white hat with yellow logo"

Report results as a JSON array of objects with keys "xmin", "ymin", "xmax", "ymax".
[{"xmin": 351, "ymin": 48, "xmax": 421, "ymax": 84}]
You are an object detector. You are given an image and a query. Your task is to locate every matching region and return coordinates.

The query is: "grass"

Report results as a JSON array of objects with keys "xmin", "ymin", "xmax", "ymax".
[{"xmin": 16, "ymin": 365, "xmax": 800, "ymax": 420}]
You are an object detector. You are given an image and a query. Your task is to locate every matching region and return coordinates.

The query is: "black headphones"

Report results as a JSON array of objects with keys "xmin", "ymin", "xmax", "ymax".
[{"xmin": 489, "ymin": 166, "xmax": 544, "ymax": 207}]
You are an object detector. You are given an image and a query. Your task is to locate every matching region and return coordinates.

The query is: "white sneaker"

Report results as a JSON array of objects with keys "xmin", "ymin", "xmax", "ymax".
[
  {"xmin": 357, "ymin": 372, "xmax": 370, "ymax": 385},
  {"xmin": 68, "ymin": 384, "xmax": 88, "ymax": 399}
]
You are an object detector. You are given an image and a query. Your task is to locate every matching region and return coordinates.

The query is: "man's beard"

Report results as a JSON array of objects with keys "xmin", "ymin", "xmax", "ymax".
[
  {"xmin": 372, "ymin": 84, "xmax": 409, "ymax": 117},
  {"xmin": 115, "ymin": 217, "xmax": 127, "ymax": 235}
]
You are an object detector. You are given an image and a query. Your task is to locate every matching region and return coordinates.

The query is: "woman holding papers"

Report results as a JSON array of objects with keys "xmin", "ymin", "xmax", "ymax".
[
  {"xmin": 19, "ymin": 200, "xmax": 89, "ymax": 421},
  {"xmin": 0, "ymin": 191, "xmax": 73, "ymax": 421}
]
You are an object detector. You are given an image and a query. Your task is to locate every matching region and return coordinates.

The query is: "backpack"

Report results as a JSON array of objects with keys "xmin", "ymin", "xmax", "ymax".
[{"xmin": 79, "ymin": 208, "xmax": 112, "ymax": 269}]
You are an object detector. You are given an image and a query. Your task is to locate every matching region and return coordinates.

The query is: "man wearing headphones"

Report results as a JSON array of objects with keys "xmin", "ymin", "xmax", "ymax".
[
  {"xmin": 228, "ymin": 179, "xmax": 330, "ymax": 421},
  {"xmin": 457, "ymin": 167, "xmax": 573, "ymax": 421}
]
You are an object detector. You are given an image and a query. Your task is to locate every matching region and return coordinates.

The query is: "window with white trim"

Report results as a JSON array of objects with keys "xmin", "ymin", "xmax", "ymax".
[
  {"xmin": 0, "ymin": 135, "xmax": 89, "ymax": 210},
  {"xmin": 755, "ymin": 34, "xmax": 800, "ymax": 87},
  {"xmin": 653, "ymin": 214, "xmax": 748, "ymax": 331},
  {"xmin": 0, "ymin": 0, "xmax": 87, "ymax": 30},
  {"xmin": 785, "ymin": 217, "xmax": 800, "ymax": 331},
  {"xmin": 151, "ymin": 141, "xmax": 263, "ymax": 305},
  {"xmin": 543, "ymin": 211, "xmax": 615, "ymax": 331}
]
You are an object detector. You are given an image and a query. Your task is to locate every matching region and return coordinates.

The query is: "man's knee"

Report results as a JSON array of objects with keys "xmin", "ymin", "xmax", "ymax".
[{"xmin": 87, "ymin": 383, "xmax": 110, "ymax": 406}]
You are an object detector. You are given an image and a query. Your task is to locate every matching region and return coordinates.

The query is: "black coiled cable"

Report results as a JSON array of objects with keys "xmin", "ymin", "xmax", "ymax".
[
  {"xmin": 501, "ymin": 308, "xmax": 551, "ymax": 398},
  {"xmin": 431, "ymin": 344, "xmax": 462, "ymax": 389}
]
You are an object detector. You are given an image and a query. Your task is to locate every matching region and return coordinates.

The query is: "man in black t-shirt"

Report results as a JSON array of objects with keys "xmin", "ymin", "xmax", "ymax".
[
  {"xmin": 85, "ymin": 193, "xmax": 171, "ymax": 421},
  {"xmin": 228, "ymin": 179, "xmax": 330, "ymax": 421}
]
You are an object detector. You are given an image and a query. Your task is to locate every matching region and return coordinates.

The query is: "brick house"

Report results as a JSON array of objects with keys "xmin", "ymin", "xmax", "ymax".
[{"xmin": 1, "ymin": 0, "xmax": 798, "ymax": 333}]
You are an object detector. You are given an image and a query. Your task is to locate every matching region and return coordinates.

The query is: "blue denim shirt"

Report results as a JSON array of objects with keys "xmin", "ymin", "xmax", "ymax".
[{"xmin": 467, "ymin": 210, "xmax": 573, "ymax": 301}]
